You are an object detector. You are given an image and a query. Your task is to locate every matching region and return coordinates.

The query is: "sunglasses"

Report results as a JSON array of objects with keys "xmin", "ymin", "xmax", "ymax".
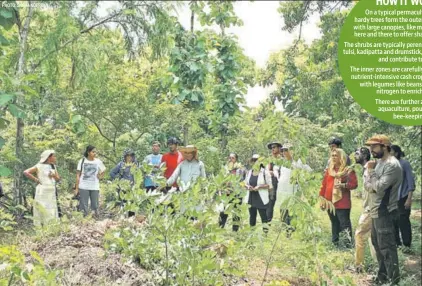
[{"xmin": 369, "ymin": 144, "xmax": 384, "ymax": 149}]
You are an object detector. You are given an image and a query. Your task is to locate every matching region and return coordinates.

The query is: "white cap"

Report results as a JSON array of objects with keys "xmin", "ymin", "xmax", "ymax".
[
  {"xmin": 252, "ymin": 154, "xmax": 259, "ymax": 159},
  {"xmin": 40, "ymin": 150, "xmax": 55, "ymax": 163}
]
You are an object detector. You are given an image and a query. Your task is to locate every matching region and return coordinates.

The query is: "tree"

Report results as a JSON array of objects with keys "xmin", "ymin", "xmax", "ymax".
[{"xmin": 0, "ymin": 1, "xmax": 178, "ymax": 204}]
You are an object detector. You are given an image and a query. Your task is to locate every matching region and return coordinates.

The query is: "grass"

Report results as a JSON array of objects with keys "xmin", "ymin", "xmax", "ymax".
[
  {"xmin": 232, "ymin": 195, "xmax": 422, "ymax": 285},
  {"xmin": 1, "ymin": 192, "xmax": 420, "ymax": 286}
]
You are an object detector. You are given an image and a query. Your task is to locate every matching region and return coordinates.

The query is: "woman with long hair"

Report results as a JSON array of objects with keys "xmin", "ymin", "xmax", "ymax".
[
  {"xmin": 75, "ymin": 145, "xmax": 106, "ymax": 217},
  {"xmin": 24, "ymin": 150, "xmax": 60, "ymax": 226},
  {"xmin": 320, "ymin": 148, "xmax": 358, "ymax": 247}
]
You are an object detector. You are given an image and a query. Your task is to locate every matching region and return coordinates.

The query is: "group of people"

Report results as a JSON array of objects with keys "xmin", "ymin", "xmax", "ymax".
[
  {"xmin": 217, "ymin": 141, "xmax": 313, "ymax": 234},
  {"xmin": 21, "ymin": 133, "xmax": 415, "ymax": 285},
  {"xmin": 319, "ymin": 135, "xmax": 415, "ymax": 285}
]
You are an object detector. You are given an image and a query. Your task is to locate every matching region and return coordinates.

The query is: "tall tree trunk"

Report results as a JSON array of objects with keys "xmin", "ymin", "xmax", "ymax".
[
  {"xmin": 182, "ymin": 6, "xmax": 195, "ymax": 147},
  {"xmin": 220, "ymin": 127, "xmax": 228, "ymax": 152},
  {"xmin": 183, "ymin": 124, "xmax": 189, "ymax": 146},
  {"xmin": 190, "ymin": 6, "xmax": 194, "ymax": 32},
  {"xmin": 13, "ymin": 3, "xmax": 34, "ymax": 205}
]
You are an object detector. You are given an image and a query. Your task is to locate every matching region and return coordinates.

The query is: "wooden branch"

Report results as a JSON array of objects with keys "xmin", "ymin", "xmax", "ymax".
[
  {"xmin": 329, "ymin": 1, "xmax": 342, "ymax": 12},
  {"xmin": 292, "ymin": 0, "xmax": 311, "ymax": 51},
  {"xmin": 134, "ymin": 132, "xmax": 146, "ymax": 144},
  {"xmin": 31, "ymin": 10, "xmax": 122, "ymax": 71},
  {"xmin": 69, "ymin": 56, "xmax": 76, "ymax": 89},
  {"xmin": 103, "ymin": 116, "xmax": 118, "ymax": 130},
  {"xmin": 17, "ymin": 4, "xmax": 34, "ymax": 77},
  {"xmin": 13, "ymin": 7, "xmax": 22, "ymax": 33},
  {"xmin": 84, "ymin": 115, "xmax": 114, "ymax": 144},
  {"xmin": 190, "ymin": 4, "xmax": 194, "ymax": 32},
  {"xmin": 97, "ymin": 151, "xmax": 117, "ymax": 165}
]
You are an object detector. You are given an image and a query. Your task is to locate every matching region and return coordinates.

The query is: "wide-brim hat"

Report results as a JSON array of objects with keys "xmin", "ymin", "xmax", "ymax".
[
  {"xmin": 179, "ymin": 145, "xmax": 198, "ymax": 153},
  {"xmin": 267, "ymin": 141, "xmax": 283, "ymax": 150},
  {"xmin": 40, "ymin": 150, "xmax": 55, "ymax": 163},
  {"xmin": 180, "ymin": 145, "xmax": 198, "ymax": 160},
  {"xmin": 365, "ymin": 135, "xmax": 391, "ymax": 146},
  {"xmin": 281, "ymin": 143, "xmax": 293, "ymax": 150}
]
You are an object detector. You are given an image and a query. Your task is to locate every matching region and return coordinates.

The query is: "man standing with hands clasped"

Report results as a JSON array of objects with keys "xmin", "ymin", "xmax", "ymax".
[{"xmin": 364, "ymin": 135, "xmax": 402, "ymax": 285}]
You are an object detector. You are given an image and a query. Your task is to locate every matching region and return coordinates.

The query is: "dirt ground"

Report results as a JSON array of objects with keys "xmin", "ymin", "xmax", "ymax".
[
  {"xmin": 9, "ymin": 208, "xmax": 420, "ymax": 286},
  {"xmin": 21, "ymin": 218, "xmax": 153, "ymax": 286}
]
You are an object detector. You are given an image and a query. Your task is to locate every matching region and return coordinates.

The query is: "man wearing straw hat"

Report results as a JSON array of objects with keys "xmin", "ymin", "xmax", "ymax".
[
  {"xmin": 364, "ymin": 134, "xmax": 402, "ymax": 285},
  {"xmin": 166, "ymin": 145, "xmax": 206, "ymax": 191}
]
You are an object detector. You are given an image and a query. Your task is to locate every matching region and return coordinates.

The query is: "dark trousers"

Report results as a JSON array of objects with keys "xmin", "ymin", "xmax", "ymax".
[
  {"xmin": 117, "ymin": 188, "xmax": 135, "ymax": 217},
  {"xmin": 394, "ymin": 195, "xmax": 412, "ymax": 247},
  {"xmin": 372, "ymin": 209, "xmax": 400, "ymax": 284},
  {"xmin": 146, "ymin": 186, "xmax": 157, "ymax": 193},
  {"xmin": 266, "ymin": 178, "xmax": 278, "ymax": 222},
  {"xmin": 328, "ymin": 209, "xmax": 353, "ymax": 248},
  {"xmin": 219, "ymin": 212, "xmax": 240, "ymax": 232},
  {"xmin": 219, "ymin": 196, "xmax": 241, "ymax": 231},
  {"xmin": 281, "ymin": 208, "xmax": 295, "ymax": 235},
  {"xmin": 249, "ymin": 207, "xmax": 269, "ymax": 233}
]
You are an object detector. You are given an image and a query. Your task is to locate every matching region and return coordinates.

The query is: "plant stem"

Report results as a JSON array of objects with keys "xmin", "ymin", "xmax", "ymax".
[
  {"xmin": 164, "ymin": 226, "xmax": 170, "ymax": 285},
  {"xmin": 8, "ymin": 273, "xmax": 15, "ymax": 286},
  {"xmin": 261, "ymin": 226, "xmax": 283, "ymax": 286}
]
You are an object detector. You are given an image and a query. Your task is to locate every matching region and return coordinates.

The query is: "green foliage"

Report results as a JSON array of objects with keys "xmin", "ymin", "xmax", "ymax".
[
  {"xmin": 0, "ymin": 207, "xmax": 16, "ymax": 231},
  {"xmin": 0, "ymin": 2, "xmax": 420, "ymax": 285},
  {"xmin": 166, "ymin": 24, "xmax": 210, "ymax": 108},
  {"xmin": 0, "ymin": 245, "xmax": 61, "ymax": 285},
  {"xmin": 105, "ymin": 173, "xmax": 251, "ymax": 285}
]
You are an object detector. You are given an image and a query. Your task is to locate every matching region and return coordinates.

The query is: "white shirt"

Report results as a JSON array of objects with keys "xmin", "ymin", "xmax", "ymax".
[
  {"xmin": 277, "ymin": 158, "xmax": 312, "ymax": 203},
  {"xmin": 77, "ymin": 158, "xmax": 106, "ymax": 190},
  {"xmin": 244, "ymin": 168, "xmax": 272, "ymax": 205}
]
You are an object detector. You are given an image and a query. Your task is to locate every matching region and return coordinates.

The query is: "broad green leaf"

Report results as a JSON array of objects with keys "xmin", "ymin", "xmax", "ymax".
[
  {"xmin": 123, "ymin": 9, "xmax": 136, "ymax": 15},
  {"xmin": 0, "ymin": 34, "xmax": 9, "ymax": 45},
  {"xmin": 0, "ymin": 93, "xmax": 14, "ymax": 106},
  {"xmin": 0, "ymin": 9, "xmax": 13, "ymax": 19},
  {"xmin": 0, "ymin": 14, "xmax": 15, "ymax": 30},
  {"xmin": 0, "ymin": 118, "xmax": 9, "ymax": 129},
  {"xmin": 8, "ymin": 104, "xmax": 25, "ymax": 118},
  {"xmin": 71, "ymin": 114, "xmax": 82, "ymax": 123}
]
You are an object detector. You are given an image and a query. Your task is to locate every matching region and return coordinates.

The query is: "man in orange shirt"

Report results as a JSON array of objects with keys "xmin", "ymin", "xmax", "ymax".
[{"xmin": 161, "ymin": 137, "xmax": 183, "ymax": 193}]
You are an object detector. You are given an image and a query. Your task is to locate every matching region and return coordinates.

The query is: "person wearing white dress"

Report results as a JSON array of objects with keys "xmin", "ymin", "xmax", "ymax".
[{"xmin": 24, "ymin": 150, "xmax": 60, "ymax": 226}]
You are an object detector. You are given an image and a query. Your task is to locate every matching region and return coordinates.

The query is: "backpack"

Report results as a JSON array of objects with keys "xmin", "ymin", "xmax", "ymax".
[
  {"xmin": 79, "ymin": 158, "xmax": 85, "ymax": 174},
  {"xmin": 51, "ymin": 164, "xmax": 62, "ymax": 218},
  {"xmin": 78, "ymin": 158, "xmax": 85, "ymax": 181}
]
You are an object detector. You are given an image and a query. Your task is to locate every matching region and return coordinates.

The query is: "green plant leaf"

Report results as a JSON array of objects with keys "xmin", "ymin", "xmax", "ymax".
[
  {"xmin": 71, "ymin": 114, "xmax": 82, "ymax": 123},
  {"xmin": 0, "ymin": 118, "xmax": 10, "ymax": 129},
  {"xmin": 0, "ymin": 93, "xmax": 14, "ymax": 106},
  {"xmin": 0, "ymin": 9, "xmax": 13, "ymax": 19},
  {"xmin": 0, "ymin": 165, "xmax": 11, "ymax": 176},
  {"xmin": 8, "ymin": 104, "xmax": 26, "ymax": 118},
  {"xmin": 0, "ymin": 34, "xmax": 10, "ymax": 45}
]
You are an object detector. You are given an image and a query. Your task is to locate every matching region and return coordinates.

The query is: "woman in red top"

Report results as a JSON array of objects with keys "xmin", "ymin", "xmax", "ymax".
[{"xmin": 320, "ymin": 148, "xmax": 357, "ymax": 248}]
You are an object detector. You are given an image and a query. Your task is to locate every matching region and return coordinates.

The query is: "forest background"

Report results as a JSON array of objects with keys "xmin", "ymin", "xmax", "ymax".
[{"xmin": 0, "ymin": 1, "xmax": 421, "ymax": 285}]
